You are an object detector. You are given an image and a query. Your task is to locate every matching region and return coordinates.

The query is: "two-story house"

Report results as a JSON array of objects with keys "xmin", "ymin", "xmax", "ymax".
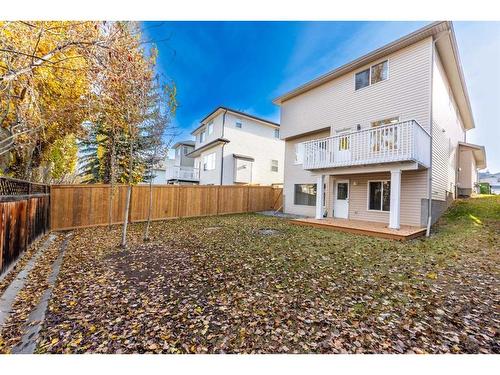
[
  {"xmin": 165, "ymin": 140, "xmax": 199, "ymax": 184},
  {"xmin": 187, "ymin": 107, "xmax": 285, "ymax": 186},
  {"xmin": 274, "ymin": 21, "xmax": 486, "ymax": 235}
]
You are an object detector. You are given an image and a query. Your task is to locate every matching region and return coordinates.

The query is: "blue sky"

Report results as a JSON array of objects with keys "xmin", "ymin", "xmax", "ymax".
[{"xmin": 142, "ymin": 21, "xmax": 500, "ymax": 171}]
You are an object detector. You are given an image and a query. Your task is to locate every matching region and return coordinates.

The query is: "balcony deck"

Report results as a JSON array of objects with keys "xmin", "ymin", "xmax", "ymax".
[
  {"xmin": 302, "ymin": 120, "xmax": 430, "ymax": 170},
  {"xmin": 290, "ymin": 217, "xmax": 426, "ymax": 241},
  {"xmin": 166, "ymin": 166, "xmax": 199, "ymax": 182}
]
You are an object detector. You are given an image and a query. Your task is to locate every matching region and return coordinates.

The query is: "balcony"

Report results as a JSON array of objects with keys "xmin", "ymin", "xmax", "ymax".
[
  {"xmin": 302, "ymin": 120, "xmax": 431, "ymax": 170},
  {"xmin": 166, "ymin": 166, "xmax": 199, "ymax": 182}
]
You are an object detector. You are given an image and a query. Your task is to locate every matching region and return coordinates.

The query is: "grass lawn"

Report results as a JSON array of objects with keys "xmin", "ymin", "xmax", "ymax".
[{"xmin": 2, "ymin": 196, "xmax": 499, "ymax": 353}]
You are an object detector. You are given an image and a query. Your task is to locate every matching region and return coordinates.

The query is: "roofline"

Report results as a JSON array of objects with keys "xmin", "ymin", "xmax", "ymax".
[
  {"xmin": 186, "ymin": 138, "xmax": 230, "ymax": 158},
  {"xmin": 446, "ymin": 22, "xmax": 475, "ymax": 130},
  {"xmin": 459, "ymin": 142, "xmax": 487, "ymax": 169},
  {"xmin": 273, "ymin": 21, "xmax": 475, "ymax": 131},
  {"xmin": 191, "ymin": 106, "xmax": 279, "ymax": 135},
  {"xmin": 172, "ymin": 140, "xmax": 195, "ymax": 149}
]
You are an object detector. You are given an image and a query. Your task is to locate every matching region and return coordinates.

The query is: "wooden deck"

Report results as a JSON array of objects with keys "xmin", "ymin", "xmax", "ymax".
[{"xmin": 290, "ymin": 218, "xmax": 426, "ymax": 241}]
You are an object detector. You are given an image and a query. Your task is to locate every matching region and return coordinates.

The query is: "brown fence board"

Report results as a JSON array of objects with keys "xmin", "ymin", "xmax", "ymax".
[
  {"xmin": 0, "ymin": 177, "xmax": 50, "ymax": 274},
  {"xmin": 50, "ymin": 184, "xmax": 282, "ymax": 230}
]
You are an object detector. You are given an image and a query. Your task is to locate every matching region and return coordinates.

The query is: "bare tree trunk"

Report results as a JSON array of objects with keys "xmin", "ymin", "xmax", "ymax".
[
  {"xmin": 108, "ymin": 136, "xmax": 116, "ymax": 228},
  {"xmin": 144, "ymin": 174, "xmax": 153, "ymax": 241},
  {"xmin": 120, "ymin": 125, "xmax": 133, "ymax": 248}
]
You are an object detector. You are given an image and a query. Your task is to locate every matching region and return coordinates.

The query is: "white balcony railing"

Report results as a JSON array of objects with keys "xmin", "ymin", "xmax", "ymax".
[
  {"xmin": 302, "ymin": 120, "xmax": 431, "ymax": 170},
  {"xmin": 166, "ymin": 166, "xmax": 199, "ymax": 181}
]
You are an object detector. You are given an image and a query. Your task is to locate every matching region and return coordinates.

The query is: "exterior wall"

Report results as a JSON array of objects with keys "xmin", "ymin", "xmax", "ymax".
[
  {"xmin": 431, "ymin": 47, "xmax": 466, "ymax": 201},
  {"xmin": 193, "ymin": 112, "xmax": 224, "ymax": 149},
  {"xmin": 174, "ymin": 145, "xmax": 195, "ymax": 167},
  {"xmin": 151, "ymin": 169, "xmax": 166, "ymax": 184},
  {"xmin": 221, "ymin": 112, "xmax": 284, "ymax": 186},
  {"xmin": 283, "ymin": 130, "xmax": 330, "ymax": 217},
  {"xmin": 457, "ymin": 148, "xmax": 476, "ymax": 193},
  {"xmin": 196, "ymin": 145, "xmax": 224, "ymax": 185},
  {"xmin": 280, "ymin": 38, "xmax": 433, "ymax": 139},
  {"xmin": 329, "ymin": 170, "xmax": 426, "ymax": 227}
]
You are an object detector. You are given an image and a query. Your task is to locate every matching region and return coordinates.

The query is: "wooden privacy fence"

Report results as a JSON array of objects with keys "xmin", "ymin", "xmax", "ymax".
[
  {"xmin": 51, "ymin": 184, "xmax": 283, "ymax": 231},
  {"xmin": 0, "ymin": 177, "xmax": 50, "ymax": 274}
]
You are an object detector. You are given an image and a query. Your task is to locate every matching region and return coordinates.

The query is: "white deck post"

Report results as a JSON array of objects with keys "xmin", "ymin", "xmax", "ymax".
[
  {"xmin": 315, "ymin": 175, "xmax": 325, "ymax": 219},
  {"xmin": 389, "ymin": 169, "xmax": 401, "ymax": 229}
]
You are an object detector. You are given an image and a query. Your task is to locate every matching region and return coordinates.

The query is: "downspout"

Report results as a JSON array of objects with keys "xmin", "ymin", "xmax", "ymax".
[
  {"xmin": 426, "ymin": 38, "xmax": 435, "ymax": 237},
  {"xmin": 220, "ymin": 109, "xmax": 228, "ymax": 185},
  {"xmin": 426, "ymin": 30, "xmax": 451, "ymax": 237}
]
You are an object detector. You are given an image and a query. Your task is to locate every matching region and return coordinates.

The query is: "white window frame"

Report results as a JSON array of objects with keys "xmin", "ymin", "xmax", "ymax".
[
  {"xmin": 355, "ymin": 59, "xmax": 389, "ymax": 91},
  {"xmin": 367, "ymin": 180, "xmax": 391, "ymax": 212},
  {"xmin": 207, "ymin": 122, "xmax": 214, "ymax": 135},
  {"xmin": 235, "ymin": 120, "xmax": 243, "ymax": 128},
  {"xmin": 203, "ymin": 152, "xmax": 216, "ymax": 171},
  {"xmin": 274, "ymin": 128, "xmax": 280, "ymax": 139},
  {"xmin": 199, "ymin": 130, "xmax": 206, "ymax": 143},
  {"xmin": 271, "ymin": 159, "xmax": 279, "ymax": 172},
  {"xmin": 294, "ymin": 143, "xmax": 305, "ymax": 165}
]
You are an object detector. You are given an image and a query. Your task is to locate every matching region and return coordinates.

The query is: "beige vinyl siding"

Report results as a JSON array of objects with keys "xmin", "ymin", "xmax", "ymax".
[
  {"xmin": 335, "ymin": 170, "xmax": 426, "ymax": 227},
  {"xmin": 431, "ymin": 47, "xmax": 466, "ymax": 200},
  {"xmin": 280, "ymin": 37, "xmax": 433, "ymax": 139},
  {"xmin": 283, "ymin": 131, "xmax": 330, "ymax": 216}
]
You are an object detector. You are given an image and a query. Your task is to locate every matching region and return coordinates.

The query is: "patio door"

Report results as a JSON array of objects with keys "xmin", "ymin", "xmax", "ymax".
[
  {"xmin": 334, "ymin": 129, "xmax": 351, "ymax": 164},
  {"xmin": 334, "ymin": 180, "xmax": 349, "ymax": 219}
]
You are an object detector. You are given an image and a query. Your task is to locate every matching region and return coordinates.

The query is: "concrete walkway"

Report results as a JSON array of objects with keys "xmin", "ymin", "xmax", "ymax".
[
  {"xmin": 12, "ymin": 233, "xmax": 70, "ymax": 354},
  {"xmin": 0, "ymin": 234, "xmax": 56, "ymax": 329}
]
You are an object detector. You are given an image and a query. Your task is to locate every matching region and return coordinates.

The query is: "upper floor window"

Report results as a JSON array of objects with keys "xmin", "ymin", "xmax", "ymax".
[
  {"xmin": 207, "ymin": 122, "xmax": 214, "ymax": 135},
  {"xmin": 274, "ymin": 129, "xmax": 280, "ymax": 139},
  {"xmin": 294, "ymin": 143, "xmax": 304, "ymax": 165},
  {"xmin": 182, "ymin": 146, "xmax": 190, "ymax": 155},
  {"xmin": 199, "ymin": 130, "xmax": 206, "ymax": 143},
  {"xmin": 271, "ymin": 159, "xmax": 279, "ymax": 172},
  {"xmin": 371, "ymin": 116, "xmax": 399, "ymax": 127},
  {"xmin": 235, "ymin": 120, "xmax": 242, "ymax": 128},
  {"xmin": 203, "ymin": 152, "xmax": 216, "ymax": 171},
  {"xmin": 355, "ymin": 60, "xmax": 388, "ymax": 90}
]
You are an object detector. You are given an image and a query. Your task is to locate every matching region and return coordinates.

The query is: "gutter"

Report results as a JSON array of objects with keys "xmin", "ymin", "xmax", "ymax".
[{"xmin": 220, "ymin": 109, "xmax": 228, "ymax": 185}]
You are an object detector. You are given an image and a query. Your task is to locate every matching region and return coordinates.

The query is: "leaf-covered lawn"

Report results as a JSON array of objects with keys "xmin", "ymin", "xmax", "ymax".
[{"xmin": 34, "ymin": 196, "xmax": 499, "ymax": 353}]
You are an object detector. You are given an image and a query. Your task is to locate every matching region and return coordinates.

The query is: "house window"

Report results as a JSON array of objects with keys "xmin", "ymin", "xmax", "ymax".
[
  {"xmin": 370, "ymin": 60, "xmax": 388, "ymax": 85},
  {"xmin": 271, "ymin": 159, "xmax": 278, "ymax": 172},
  {"xmin": 355, "ymin": 60, "xmax": 388, "ymax": 90},
  {"xmin": 294, "ymin": 184, "xmax": 317, "ymax": 206},
  {"xmin": 368, "ymin": 181, "xmax": 391, "ymax": 211},
  {"xmin": 183, "ymin": 146, "xmax": 190, "ymax": 155},
  {"xmin": 274, "ymin": 129, "xmax": 280, "ymax": 139},
  {"xmin": 203, "ymin": 153, "xmax": 216, "ymax": 171},
  {"xmin": 370, "ymin": 117, "xmax": 400, "ymax": 152},
  {"xmin": 294, "ymin": 143, "xmax": 305, "ymax": 165},
  {"xmin": 355, "ymin": 68, "xmax": 370, "ymax": 90},
  {"xmin": 199, "ymin": 130, "xmax": 206, "ymax": 143},
  {"xmin": 235, "ymin": 120, "xmax": 242, "ymax": 128},
  {"xmin": 207, "ymin": 122, "xmax": 214, "ymax": 135},
  {"xmin": 371, "ymin": 117, "xmax": 399, "ymax": 127}
]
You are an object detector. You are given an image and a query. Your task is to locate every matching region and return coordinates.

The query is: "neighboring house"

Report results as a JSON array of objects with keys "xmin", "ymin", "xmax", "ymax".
[
  {"xmin": 273, "ymin": 21, "xmax": 486, "ymax": 230},
  {"xmin": 187, "ymin": 107, "xmax": 284, "ymax": 186},
  {"xmin": 479, "ymin": 171, "xmax": 500, "ymax": 194},
  {"xmin": 166, "ymin": 140, "xmax": 199, "ymax": 185},
  {"xmin": 149, "ymin": 158, "xmax": 175, "ymax": 184}
]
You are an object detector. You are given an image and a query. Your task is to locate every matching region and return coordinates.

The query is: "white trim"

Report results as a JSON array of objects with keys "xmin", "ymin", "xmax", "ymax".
[
  {"xmin": 315, "ymin": 175, "xmax": 325, "ymax": 219},
  {"xmin": 366, "ymin": 179, "xmax": 391, "ymax": 212},
  {"xmin": 389, "ymin": 169, "xmax": 402, "ymax": 229}
]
